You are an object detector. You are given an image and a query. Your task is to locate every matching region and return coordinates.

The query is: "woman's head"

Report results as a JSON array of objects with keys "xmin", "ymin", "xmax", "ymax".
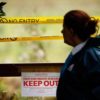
[{"xmin": 62, "ymin": 10, "xmax": 99, "ymax": 46}]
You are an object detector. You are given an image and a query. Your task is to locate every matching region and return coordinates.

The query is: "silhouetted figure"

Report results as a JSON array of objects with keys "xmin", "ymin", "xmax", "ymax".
[
  {"xmin": 57, "ymin": 10, "xmax": 100, "ymax": 100},
  {"xmin": 0, "ymin": 2, "xmax": 6, "ymax": 17}
]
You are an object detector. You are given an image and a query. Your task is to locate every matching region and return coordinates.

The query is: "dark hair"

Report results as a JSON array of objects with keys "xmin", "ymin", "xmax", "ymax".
[{"xmin": 64, "ymin": 10, "xmax": 99, "ymax": 40}]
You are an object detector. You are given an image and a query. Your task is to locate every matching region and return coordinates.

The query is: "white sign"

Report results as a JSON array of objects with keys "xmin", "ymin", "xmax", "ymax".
[{"xmin": 21, "ymin": 72, "xmax": 60, "ymax": 97}]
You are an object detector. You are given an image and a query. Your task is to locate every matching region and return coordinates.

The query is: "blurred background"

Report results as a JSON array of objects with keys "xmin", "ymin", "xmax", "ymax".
[
  {"xmin": 0, "ymin": 0, "xmax": 100, "ymax": 63},
  {"xmin": 0, "ymin": 0, "xmax": 100, "ymax": 100}
]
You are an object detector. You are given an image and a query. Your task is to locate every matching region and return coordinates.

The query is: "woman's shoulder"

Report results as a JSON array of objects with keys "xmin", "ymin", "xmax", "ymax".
[
  {"xmin": 82, "ymin": 36, "xmax": 100, "ymax": 62},
  {"xmin": 84, "ymin": 46, "xmax": 100, "ymax": 59},
  {"xmin": 82, "ymin": 47, "xmax": 100, "ymax": 71}
]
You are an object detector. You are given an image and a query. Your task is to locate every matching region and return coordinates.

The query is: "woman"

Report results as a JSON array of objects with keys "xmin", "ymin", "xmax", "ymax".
[{"xmin": 57, "ymin": 10, "xmax": 100, "ymax": 100}]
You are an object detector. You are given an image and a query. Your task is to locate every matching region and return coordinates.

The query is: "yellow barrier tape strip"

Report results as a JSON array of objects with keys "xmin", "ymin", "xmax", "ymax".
[
  {"xmin": 0, "ymin": 36, "xmax": 63, "ymax": 42},
  {"xmin": 0, "ymin": 16, "xmax": 99, "ymax": 24},
  {"xmin": 0, "ymin": 17, "xmax": 63, "ymax": 24}
]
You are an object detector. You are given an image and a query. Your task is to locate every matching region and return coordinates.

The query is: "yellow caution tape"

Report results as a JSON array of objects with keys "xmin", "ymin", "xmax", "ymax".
[
  {"xmin": 0, "ymin": 17, "xmax": 63, "ymax": 24},
  {"xmin": 93, "ymin": 16, "xmax": 100, "ymax": 20},
  {"xmin": 0, "ymin": 36, "xmax": 63, "ymax": 42},
  {"xmin": 0, "ymin": 16, "xmax": 99, "ymax": 42},
  {"xmin": 0, "ymin": 16, "xmax": 99, "ymax": 24}
]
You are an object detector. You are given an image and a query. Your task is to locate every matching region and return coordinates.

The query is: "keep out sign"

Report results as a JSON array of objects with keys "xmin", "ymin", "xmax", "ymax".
[{"xmin": 21, "ymin": 72, "xmax": 60, "ymax": 96}]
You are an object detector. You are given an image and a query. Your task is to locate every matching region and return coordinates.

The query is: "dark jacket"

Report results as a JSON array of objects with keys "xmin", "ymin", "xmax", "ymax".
[{"xmin": 57, "ymin": 36, "xmax": 100, "ymax": 100}]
